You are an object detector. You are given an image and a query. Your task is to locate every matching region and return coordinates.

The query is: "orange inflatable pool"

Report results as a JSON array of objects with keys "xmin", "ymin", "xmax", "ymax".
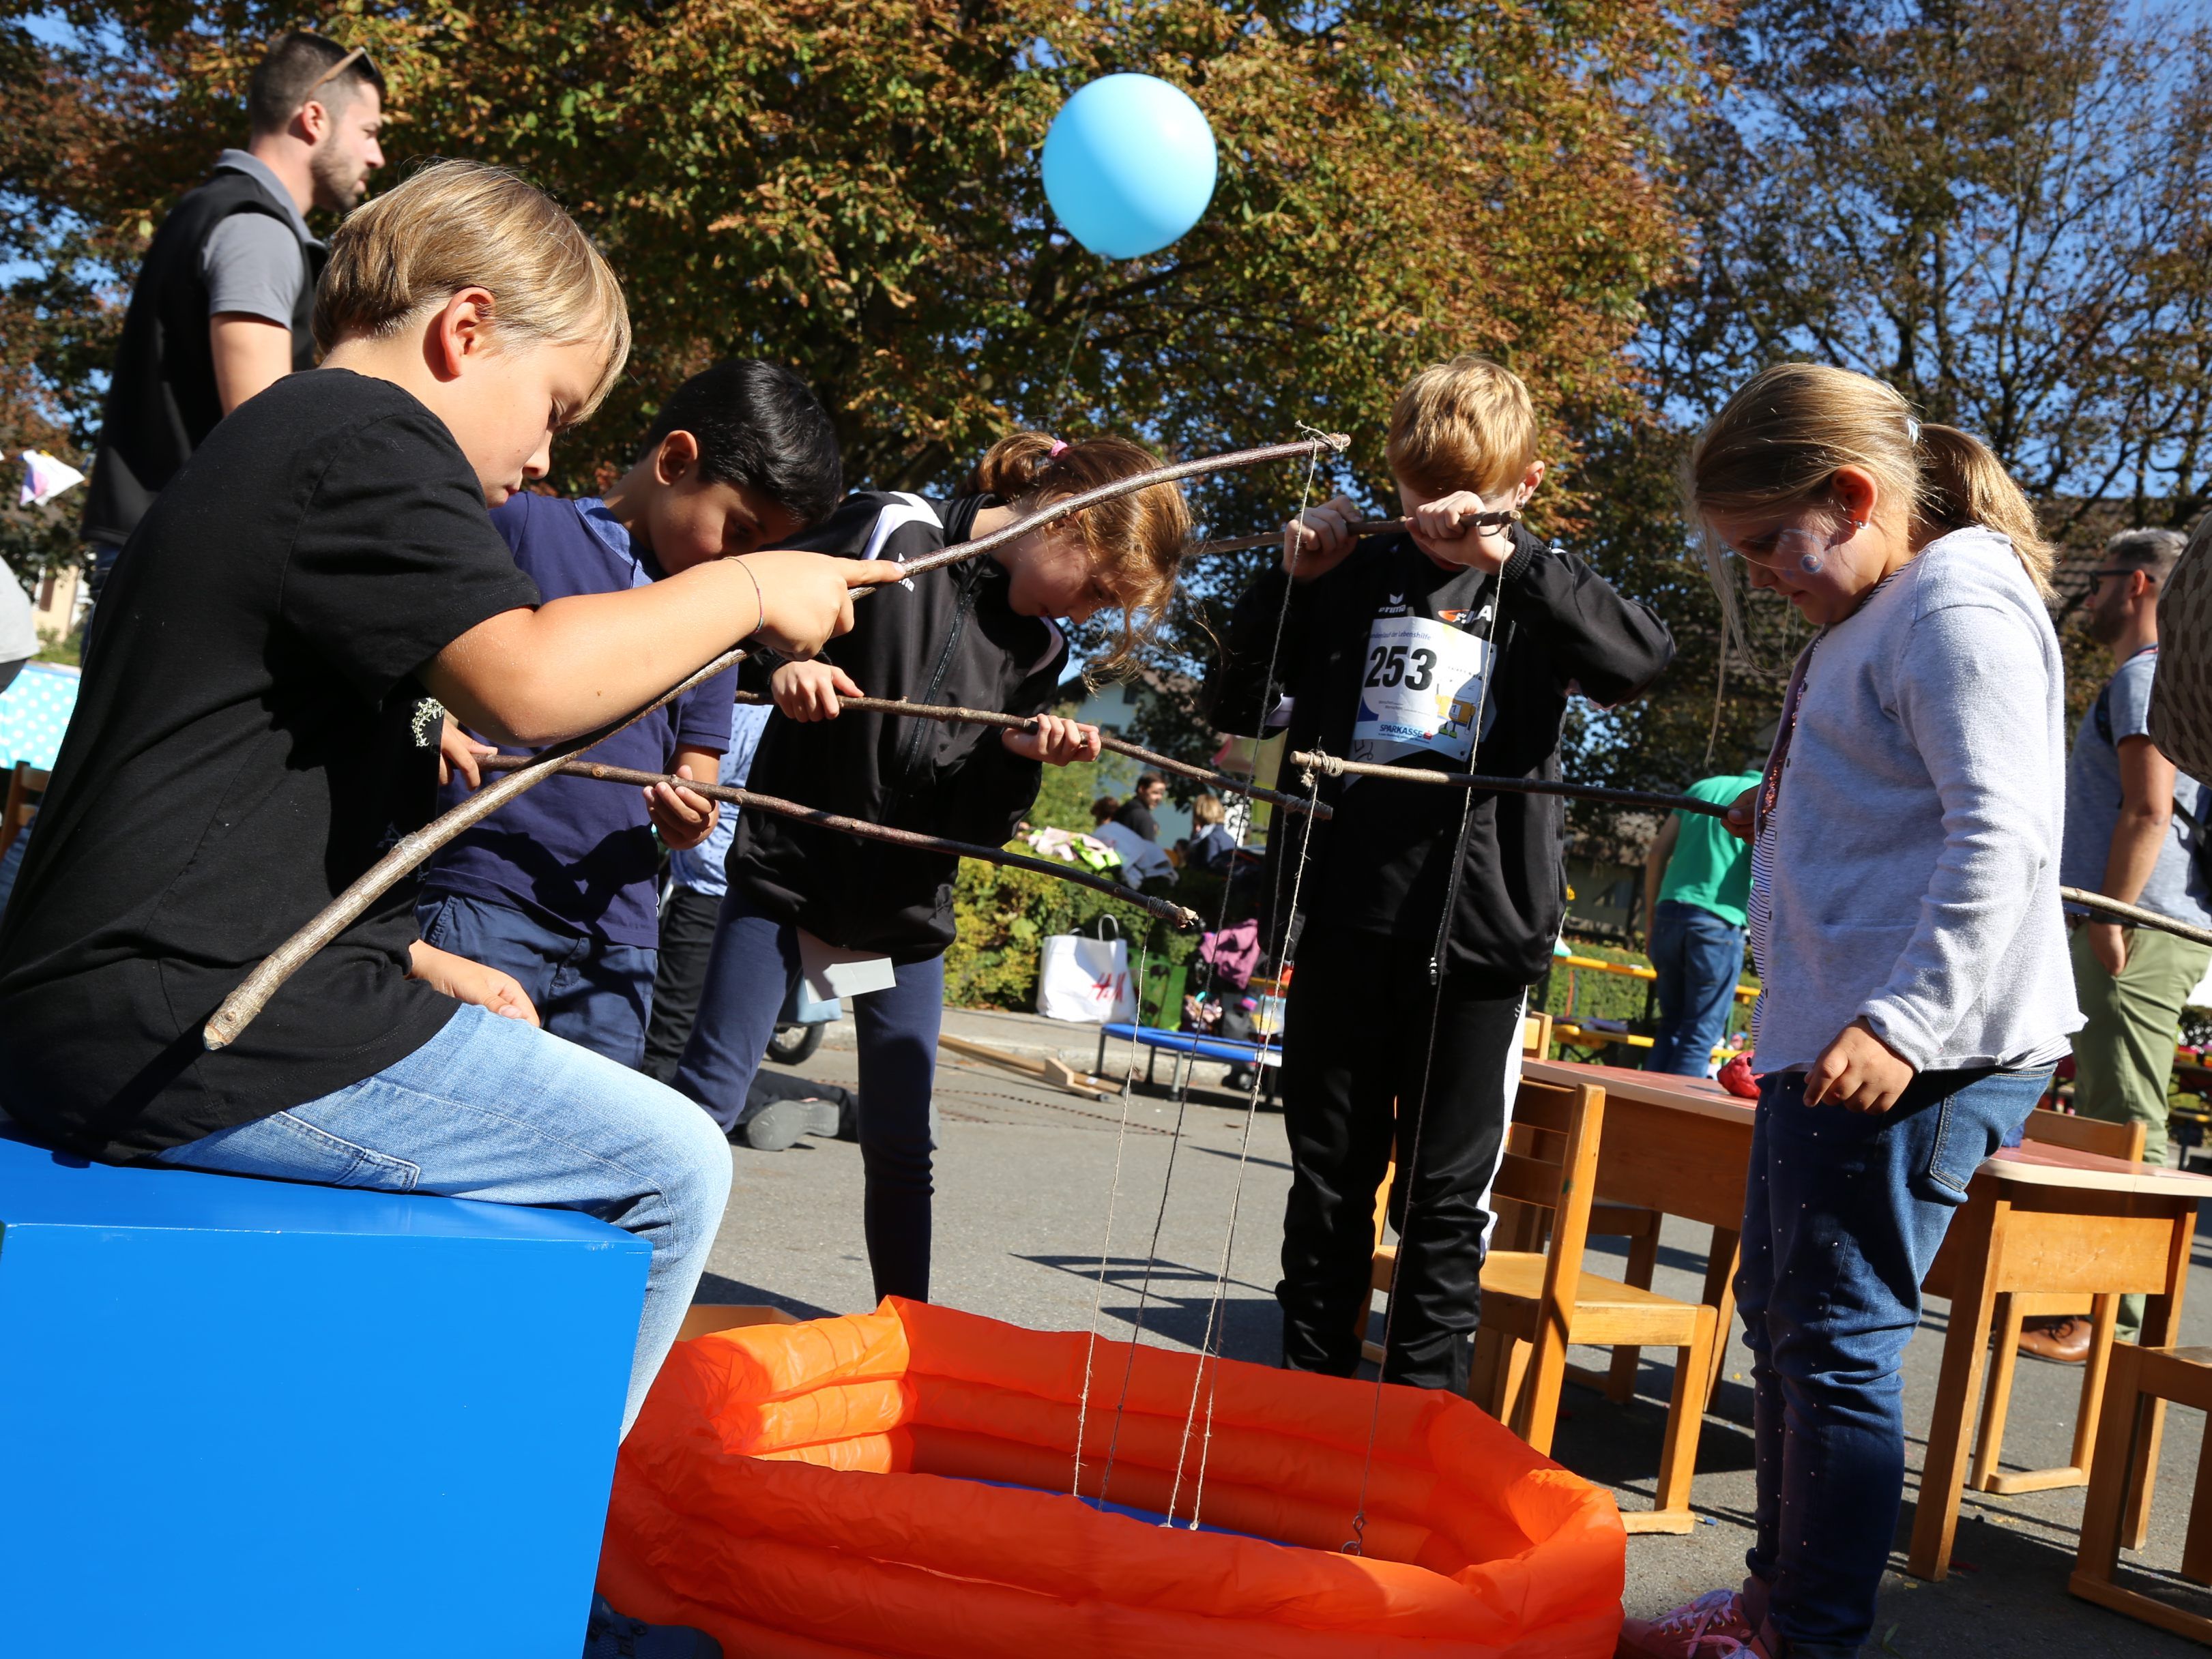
[{"xmin": 600, "ymin": 1299, "xmax": 1624, "ymax": 1656}]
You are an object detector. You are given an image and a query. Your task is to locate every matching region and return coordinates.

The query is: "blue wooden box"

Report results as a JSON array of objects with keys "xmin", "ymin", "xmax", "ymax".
[{"xmin": 0, "ymin": 1121, "xmax": 650, "ymax": 1656}]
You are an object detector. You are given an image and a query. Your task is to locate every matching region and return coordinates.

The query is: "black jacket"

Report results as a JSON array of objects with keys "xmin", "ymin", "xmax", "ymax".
[
  {"xmin": 81, "ymin": 162, "xmax": 323, "ymax": 548},
  {"xmin": 729, "ymin": 493, "xmax": 1068, "ymax": 956},
  {"xmin": 1204, "ymin": 524, "xmax": 1672, "ymax": 989}
]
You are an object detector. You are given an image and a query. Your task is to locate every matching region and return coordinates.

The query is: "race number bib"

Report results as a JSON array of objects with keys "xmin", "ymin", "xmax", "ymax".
[{"xmin": 1350, "ymin": 614, "xmax": 1492, "ymax": 767}]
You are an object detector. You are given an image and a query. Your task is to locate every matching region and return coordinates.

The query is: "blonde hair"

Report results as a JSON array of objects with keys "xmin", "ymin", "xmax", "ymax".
[
  {"xmin": 1190, "ymin": 793, "xmax": 1226, "ymax": 827},
  {"xmin": 967, "ymin": 432, "xmax": 1191, "ymax": 677},
  {"xmin": 314, "ymin": 160, "xmax": 632, "ymax": 420},
  {"xmin": 1386, "ymin": 355, "xmax": 1540, "ymax": 499},
  {"xmin": 1687, "ymin": 364, "xmax": 2052, "ymax": 646}
]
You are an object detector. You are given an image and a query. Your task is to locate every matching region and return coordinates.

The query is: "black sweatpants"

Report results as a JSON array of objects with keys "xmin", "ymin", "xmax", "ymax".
[
  {"xmin": 641, "ymin": 883, "xmax": 722, "ymax": 1083},
  {"xmin": 1277, "ymin": 925, "xmax": 1526, "ymax": 1392}
]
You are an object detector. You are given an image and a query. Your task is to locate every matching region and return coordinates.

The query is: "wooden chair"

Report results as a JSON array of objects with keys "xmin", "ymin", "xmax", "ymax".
[
  {"xmin": 1968, "ymin": 1107, "xmax": 2146, "ymax": 1497},
  {"xmin": 1470, "ymin": 1076, "xmax": 1717, "ymax": 1533},
  {"xmin": 2070, "ymin": 1344, "xmax": 2212, "ymax": 1643},
  {"xmin": 1359, "ymin": 1010, "xmax": 1551, "ymax": 1366},
  {"xmin": 1, "ymin": 762, "xmax": 48, "ymax": 858}
]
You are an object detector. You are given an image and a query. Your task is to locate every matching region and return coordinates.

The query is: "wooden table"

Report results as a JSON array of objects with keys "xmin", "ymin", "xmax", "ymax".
[
  {"xmin": 1519, "ymin": 1059, "xmax": 2212, "ymax": 1580},
  {"xmin": 1913, "ymin": 1143, "xmax": 2211, "ymax": 1578}
]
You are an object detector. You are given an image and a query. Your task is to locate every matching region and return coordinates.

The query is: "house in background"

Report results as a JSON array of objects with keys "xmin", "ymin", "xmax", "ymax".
[{"xmin": 1062, "ymin": 668, "xmax": 1196, "ymax": 845}]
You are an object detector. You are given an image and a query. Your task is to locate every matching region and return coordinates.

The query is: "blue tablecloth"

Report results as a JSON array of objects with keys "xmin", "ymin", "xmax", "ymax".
[
  {"xmin": 1097, "ymin": 1023, "xmax": 1282, "ymax": 1068},
  {"xmin": 0, "ymin": 661, "xmax": 78, "ymax": 772}
]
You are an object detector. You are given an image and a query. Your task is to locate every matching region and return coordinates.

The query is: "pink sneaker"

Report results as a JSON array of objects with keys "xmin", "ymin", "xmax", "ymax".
[{"xmin": 1616, "ymin": 1589, "xmax": 1771, "ymax": 1658}]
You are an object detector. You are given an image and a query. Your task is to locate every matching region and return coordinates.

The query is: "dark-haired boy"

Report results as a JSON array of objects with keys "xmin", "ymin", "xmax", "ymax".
[{"xmin": 420, "ymin": 359, "xmax": 843, "ymax": 1066}]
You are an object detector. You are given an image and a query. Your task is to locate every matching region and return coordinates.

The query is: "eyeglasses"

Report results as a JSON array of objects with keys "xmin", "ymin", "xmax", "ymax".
[{"xmin": 1719, "ymin": 525, "xmax": 1835, "ymax": 570}]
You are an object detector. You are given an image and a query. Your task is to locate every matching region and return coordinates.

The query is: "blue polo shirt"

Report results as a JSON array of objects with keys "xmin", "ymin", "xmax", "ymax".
[{"xmin": 417, "ymin": 494, "xmax": 738, "ymax": 948}]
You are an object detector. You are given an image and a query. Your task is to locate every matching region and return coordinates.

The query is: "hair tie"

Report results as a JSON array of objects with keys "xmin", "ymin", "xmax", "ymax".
[
  {"xmin": 1906, "ymin": 417, "xmax": 1922, "ymax": 444},
  {"xmin": 1046, "ymin": 438, "xmax": 1068, "ymax": 458}
]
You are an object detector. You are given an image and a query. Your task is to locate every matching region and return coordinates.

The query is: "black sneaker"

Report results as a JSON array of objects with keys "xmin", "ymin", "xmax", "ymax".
[
  {"xmin": 582, "ymin": 1593, "xmax": 722, "ymax": 1658},
  {"xmin": 737, "ymin": 1097, "xmax": 813, "ymax": 1151}
]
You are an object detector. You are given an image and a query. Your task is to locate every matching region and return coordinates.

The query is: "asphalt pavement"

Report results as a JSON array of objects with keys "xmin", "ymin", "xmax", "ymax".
[{"xmin": 695, "ymin": 1011, "xmax": 2212, "ymax": 1657}]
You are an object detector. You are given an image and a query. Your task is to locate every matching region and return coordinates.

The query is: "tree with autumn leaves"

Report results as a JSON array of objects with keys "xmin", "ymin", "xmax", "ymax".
[
  {"xmin": 12, "ymin": 1, "xmax": 2212, "ymax": 797},
  {"xmin": 1, "ymin": 1, "xmax": 1707, "ymax": 669}
]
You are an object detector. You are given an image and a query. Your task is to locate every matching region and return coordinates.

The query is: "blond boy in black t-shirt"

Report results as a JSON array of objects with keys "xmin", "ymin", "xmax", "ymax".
[{"xmin": 0, "ymin": 169, "xmax": 883, "ymax": 1658}]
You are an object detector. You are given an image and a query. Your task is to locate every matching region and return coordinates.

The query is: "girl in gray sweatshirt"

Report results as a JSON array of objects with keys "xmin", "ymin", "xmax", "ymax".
[{"xmin": 1618, "ymin": 364, "xmax": 2078, "ymax": 1659}]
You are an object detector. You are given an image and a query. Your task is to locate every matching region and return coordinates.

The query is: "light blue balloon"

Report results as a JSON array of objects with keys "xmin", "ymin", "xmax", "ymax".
[{"xmin": 1042, "ymin": 74, "xmax": 1218, "ymax": 260}]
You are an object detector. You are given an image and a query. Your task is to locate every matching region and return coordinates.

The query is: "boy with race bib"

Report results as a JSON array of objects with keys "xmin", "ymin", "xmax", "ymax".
[{"xmin": 1204, "ymin": 355, "xmax": 1673, "ymax": 1391}]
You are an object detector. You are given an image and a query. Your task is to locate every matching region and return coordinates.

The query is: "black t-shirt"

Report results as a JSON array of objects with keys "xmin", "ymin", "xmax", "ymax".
[
  {"xmin": 0, "ymin": 370, "xmax": 542, "ymax": 1162},
  {"xmin": 1113, "ymin": 799, "xmax": 1159, "ymax": 842}
]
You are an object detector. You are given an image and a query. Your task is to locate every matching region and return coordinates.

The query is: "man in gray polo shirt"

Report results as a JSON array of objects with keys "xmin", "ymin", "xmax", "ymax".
[
  {"xmin": 78, "ymin": 31, "xmax": 384, "ymax": 578},
  {"xmin": 2041, "ymin": 527, "xmax": 2212, "ymax": 1357}
]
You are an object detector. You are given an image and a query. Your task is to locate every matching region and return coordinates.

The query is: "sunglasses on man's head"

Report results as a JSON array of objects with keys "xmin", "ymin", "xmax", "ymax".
[{"xmin": 306, "ymin": 46, "xmax": 376, "ymax": 96}]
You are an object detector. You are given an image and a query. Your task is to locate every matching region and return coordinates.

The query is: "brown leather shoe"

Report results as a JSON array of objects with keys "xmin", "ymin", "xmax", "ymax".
[{"xmin": 2016, "ymin": 1316, "xmax": 2093, "ymax": 1364}]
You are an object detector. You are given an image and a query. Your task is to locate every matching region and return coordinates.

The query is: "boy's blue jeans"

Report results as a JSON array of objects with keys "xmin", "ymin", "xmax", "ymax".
[
  {"xmin": 417, "ymin": 892, "xmax": 656, "ymax": 1069},
  {"xmin": 1738, "ymin": 1063, "xmax": 2050, "ymax": 1656},
  {"xmin": 157, "ymin": 1003, "xmax": 732, "ymax": 1435},
  {"xmin": 1646, "ymin": 899, "xmax": 1744, "ymax": 1076}
]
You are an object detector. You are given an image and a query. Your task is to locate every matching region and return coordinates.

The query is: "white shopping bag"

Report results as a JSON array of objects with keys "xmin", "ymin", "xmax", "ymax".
[{"xmin": 1036, "ymin": 933, "xmax": 1136, "ymax": 1024}]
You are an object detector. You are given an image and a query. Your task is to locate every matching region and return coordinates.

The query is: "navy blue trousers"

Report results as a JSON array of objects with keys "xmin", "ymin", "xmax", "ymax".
[
  {"xmin": 673, "ymin": 893, "xmax": 942, "ymax": 1302},
  {"xmin": 416, "ymin": 892, "xmax": 656, "ymax": 1069}
]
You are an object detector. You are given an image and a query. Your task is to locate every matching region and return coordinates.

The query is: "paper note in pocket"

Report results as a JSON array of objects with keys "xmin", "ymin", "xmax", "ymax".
[{"xmin": 798, "ymin": 930, "xmax": 898, "ymax": 1000}]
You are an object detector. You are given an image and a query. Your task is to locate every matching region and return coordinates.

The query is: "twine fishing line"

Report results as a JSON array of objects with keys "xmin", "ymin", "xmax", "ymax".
[
  {"xmin": 1154, "ymin": 428, "xmax": 1328, "ymax": 1518},
  {"xmin": 1181, "ymin": 762, "xmax": 1326, "ymax": 1529},
  {"xmin": 1070, "ymin": 927, "xmax": 1154, "ymax": 1501},
  {"xmin": 1343, "ymin": 547, "xmax": 1511, "ymax": 1556},
  {"xmin": 1096, "ymin": 428, "xmax": 1326, "ymax": 1513}
]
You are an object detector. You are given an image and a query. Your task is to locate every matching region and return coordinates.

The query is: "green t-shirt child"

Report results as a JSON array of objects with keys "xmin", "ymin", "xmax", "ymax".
[{"xmin": 1656, "ymin": 770, "xmax": 1764, "ymax": 928}]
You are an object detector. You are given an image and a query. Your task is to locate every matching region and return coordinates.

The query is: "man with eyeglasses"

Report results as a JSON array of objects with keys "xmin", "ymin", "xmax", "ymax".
[
  {"xmin": 2032, "ymin": 527, "xmax": 2211, "ymax": 1362},
  {"xmin": 77, "ymin": 31, "xmax": 385, "ymax": 587}
]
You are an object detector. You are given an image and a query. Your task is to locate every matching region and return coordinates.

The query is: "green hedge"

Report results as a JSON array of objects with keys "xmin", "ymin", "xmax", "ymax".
[{"xmin": 944, "ymin": 853, "xmax": 1201, "ymax": 1012}]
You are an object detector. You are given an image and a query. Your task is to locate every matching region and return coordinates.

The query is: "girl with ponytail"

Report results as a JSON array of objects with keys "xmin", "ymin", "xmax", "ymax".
[
  {"xmin": 1620, "ymin": 363, "xmax": 2079, "ymax": 1659},
  {"xmin": 669, "ymin": 430, "xmax": 1189, "ymax": 1304}
]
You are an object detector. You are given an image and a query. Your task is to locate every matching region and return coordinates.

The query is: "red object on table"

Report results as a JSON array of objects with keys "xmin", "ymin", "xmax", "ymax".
[{"xmin": 1717, "ymin": 1053, "xmax": 1761, "ymax": 1099}]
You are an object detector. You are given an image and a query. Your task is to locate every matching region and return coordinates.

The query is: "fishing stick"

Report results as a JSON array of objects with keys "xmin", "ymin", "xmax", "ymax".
[
  {"xmin": 478, "ymin": 756, "xmax": 1204, "ymax": 929},
  {"xmin": 1191, "ymin": 508, "xmax": 1518, "ymax": 558},
  {"xmin": 203, "ymin": 646, "xmax": 748, "ymax": 1049},
  {"xmin": 733, "ymin": 690, "xmax": 1330, "ymax": 819},
  {"xmin": 1293, "ymin": 748, "xmax": 2212, "ymax": 950},
  {"xmin": 886, "ymin": 434, "xmax": 1350, "ymax": 583},
  {"xmin": 1291, "ymin": 749, "xmax": 1732, "ymax": 818},
  {"xmin": 204, "ymin": 434, "xmax": 1341, "ymax": 1050}
]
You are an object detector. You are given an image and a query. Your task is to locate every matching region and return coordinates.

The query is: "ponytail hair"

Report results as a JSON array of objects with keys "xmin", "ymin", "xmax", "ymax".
[
  {"xmin": 965, "ymin": 431, "xmax": 1191, "ymax": 678},
  {"xmin": 1686, "ymin": 364, "xmax": 2052, "ymax": 647}
]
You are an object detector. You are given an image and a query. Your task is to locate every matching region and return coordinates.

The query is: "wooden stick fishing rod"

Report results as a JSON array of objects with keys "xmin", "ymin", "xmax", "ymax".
[
  {"xmin": 733, "ymin": 690, "xmax": 1330, "ymax": 819},
  {"xmin": 1290, "ymin": 749, "xmax": 1730, "ymax": 819},
  {"xmin": 203, "ymin": 433, "xmax": 1345, "ymax": 1049},
  {"xmin": 203, "ymin": 646, "xmax": 749, "ymax": 1051},
  {"xmin": 1191, "ymin": 508, "xmax": 1518, "ymax": 558},
  {"xmin": 477, "ymin": 756, "xmax": 1206, "ymax": 930},
  {"xmin": 1195, "ymin": 518, "xmax": 1404, "ymax": 556},
  {"xmin": 1293, "ymin": 748, "xmax": 2212, "ymax": 950},
  {"xmin": 886, "ymin": 434, "xmax": 1350, "ymax": 583}
]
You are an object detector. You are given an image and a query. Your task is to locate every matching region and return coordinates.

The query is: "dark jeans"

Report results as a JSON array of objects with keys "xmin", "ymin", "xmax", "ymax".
[
  {"xmin": 1277, "ymin": 925, "xmax": 1525, "ymax": 1392},
  {"xmin": 1738, "ymin": 1064, "xmax": 2050, "ymax": 1656},
  {"xmin": 641, "ymin": 883, "xmax": 722, "ymax": 1083},
  {"xmin": 1647, "ymin": 899, "xmax": 1744, "ymax": 1076},
  {"xmin": 673, "ymin": 892, "xmax": 942, "ymax": 1302},
  {"xmin": 414, "ymin": 892, "xmax": 656, "ymax": 1069}
]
